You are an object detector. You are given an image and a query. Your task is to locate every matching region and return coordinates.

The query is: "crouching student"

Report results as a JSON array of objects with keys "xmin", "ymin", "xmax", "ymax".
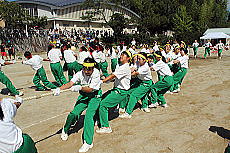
[
  {"xmin": 149, "ymin": 51, "xmax": 174, "ymax": 108},
  {"xmin": 119, "ymin": 52, "xmax": 153, "ymax": 119},
  {"xmin": 22, "ymin": 51, "xmax": 57, "ymax": 91},
  {"xmin": 53, "ymin": 58, "xmax": 102, "ymax": 152},
  {"xmin": 96, "ymin": 51, "xmax": 132, "ymax": 133},
  {"xmin": 171, "ymin": 48, "xmax": 189, "ymax": 93},
  {"xmin": 0, "ymin": 97, "xmax": 37, "ymax": 153}
]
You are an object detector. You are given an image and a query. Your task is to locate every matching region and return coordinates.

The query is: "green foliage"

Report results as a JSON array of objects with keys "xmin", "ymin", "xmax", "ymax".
[
  {"xmin": 107, "ymin": 13, "xmax": 128, "ymax": 40},
  {"xmin": 173, "ymin": 6, "xmax": 193, "ymax": 42},
  {"xmin": 0, "ymin": 1, "xmax": 48, "ymax": 29}
]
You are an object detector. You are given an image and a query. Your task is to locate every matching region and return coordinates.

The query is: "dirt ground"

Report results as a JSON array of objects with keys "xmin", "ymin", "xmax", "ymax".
[{"xmin": 1, "ymin": 48, "xmax": 229, "ymax": 153}]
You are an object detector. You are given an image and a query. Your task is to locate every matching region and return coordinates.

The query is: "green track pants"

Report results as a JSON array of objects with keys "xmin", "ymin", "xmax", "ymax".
[
  {"xmin": 33, "ymin": 67, "xmax": 57, "ymax": 90},
  {"xmin": 99, "ymin": 88, "xmax": 129, "ymax": 127},
  {"xmin": 126, "ymin": 80, "xmax": 152, "ymax": 115},
  {"xmin": 50, "ymin": 62, "xmax": 67, "ymax": 86},
  {"xmin": 204, "ymin": 47, "xmax": 211, "ymax": 58},
  {"xmin": 151, "ymin": 75, "xmax": 174, "ymax": 105},
  {"xmin": 171, "ymin": 68, "xmax": 187, "ymax": 91},
  {"xmin": 99, "ymin": 61, "xmax": 109, "ymax": 77},
  {"xmin": 14, "ymin": 134, "xmax": 37, "ymax": 153},
  {"xmin": 63, "ymin": 90, "xmax": 102, "ymax": 145},
  {"xmin": 193, "ymin": 47, "xmax": 198, "ymax": 57},
  {"xmin": 0, "ymin": 71, "xmax": 19, "ymax": 95},
  {"xmin": 67, "ymin": 61, "xmax": 82, "ymax": 81},
  {"xmin": 218, "ymin": 49, "xmax": 223, "ymax": 58},
  {"xmin": 111, "ymin": 58, "xmax": 118, "ymax": 72}
]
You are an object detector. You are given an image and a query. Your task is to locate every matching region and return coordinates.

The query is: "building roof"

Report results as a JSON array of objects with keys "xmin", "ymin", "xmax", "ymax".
[
  {"xmin": 204, "ymin": 28, "xmax": 230, "ymax": 35},
  {"xmin": 16, "ymin": 0, "xmax": 84, "ymax": 7}
]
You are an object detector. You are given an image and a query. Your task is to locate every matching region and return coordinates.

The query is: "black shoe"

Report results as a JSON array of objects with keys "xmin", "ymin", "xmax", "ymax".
[{"xmin": 35, "ymin": 88, "xmax": 46, "ymax": 91}]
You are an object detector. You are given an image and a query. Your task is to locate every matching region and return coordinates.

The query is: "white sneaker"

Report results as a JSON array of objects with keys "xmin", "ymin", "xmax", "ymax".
[
  {"xmin": 96, "ymin": 127, "xmax": 112, "ymax": 134},
  {"xmin": 149, "ymin": 103, "xmax": 157, "ymax": 108},
  {"xmin": 119, "ymin": 108, "xmax": 125, "ymax": 114},
  {"xmin": 161, "ymin": 104, "xmax": 168, "ymax": 108},
  {"xmin": 141, "ymin": 108, "xmax": 150, "ymax": 113},
  {"xmin": 61, "ymin": 128, "xmax": 68, "ymax": 141},
  {"xmin": 79, "ymin": 142, "xmax": 93, "ymax": 152},
  {"xmin": 119, "ymin": 112, "xmax": 132, "ymax": 119}
]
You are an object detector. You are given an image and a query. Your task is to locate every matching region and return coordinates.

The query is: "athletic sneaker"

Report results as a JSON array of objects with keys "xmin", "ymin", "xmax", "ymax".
[
  {"xmin": 161, "ymin": 104, "xmax": 168, "ymax": 108},
  {"xmin": 119, "ymin": 112, "xmax": 132, "ymax": 119},
  {"xmin": 149, "ymin": 103, "xmax": 158, "ymax": 108},
  {"xmin": 61, "ymin": 128, "xmax": 68, "ymax": 141},
  {"xmin": 141, "ymin": 108, "xmax": 150, "ymax": 113},
  {"xmin": 79, "ymin": 142, "xmax": 93, "ymax": 152},
  {"xmin": 18, "ymin": 91, "xmax": 24, "ymax": 96},
  {"xmin": 119, "ymin": 108, "xmax": 125, "ymax": 114},
  {"xmin": 96, "ymin": 127, "xmax": 112, "ymax": 134}
]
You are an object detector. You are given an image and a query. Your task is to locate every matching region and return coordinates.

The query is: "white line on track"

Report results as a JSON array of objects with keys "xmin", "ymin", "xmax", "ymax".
[{"xmin": 22, "ymin": 112, "xmax": 69, "ymax": 130}]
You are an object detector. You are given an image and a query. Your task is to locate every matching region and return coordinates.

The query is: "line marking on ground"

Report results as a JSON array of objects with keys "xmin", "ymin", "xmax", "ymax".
[{"xmin": 22, "ymin": 112, "xmax": 69, "ymax": 130}]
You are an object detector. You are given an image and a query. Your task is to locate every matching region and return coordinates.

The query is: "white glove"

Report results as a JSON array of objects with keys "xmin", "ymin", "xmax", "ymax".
[
  {"xmin": 15, "ymin": 96, "xmax": 23, "ymax": 104},
  {"xmin": 71, "ymin": 85, "xmax": 82, "ymax": 92},
  {"xmin": 99, "ymin": 80, "xmax": 103, "ymax": 85},
  {"xmin": 53, "ymin": 88, "xmax": 60, "ymax": 96}
]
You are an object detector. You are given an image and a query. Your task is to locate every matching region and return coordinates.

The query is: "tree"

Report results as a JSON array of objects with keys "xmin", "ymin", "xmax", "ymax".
[
  {"xmin": 107, "ymin": 13, "xmax": 128, "ymax": 41},
  {"xmin": 173, "ymin": 5, "xmax": 193, "ymax": 42}
]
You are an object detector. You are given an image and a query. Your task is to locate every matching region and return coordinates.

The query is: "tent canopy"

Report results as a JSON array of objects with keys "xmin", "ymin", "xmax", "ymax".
[{"xmin": 200, "ymin": 32, "xmax": 230, "ymax": 39}]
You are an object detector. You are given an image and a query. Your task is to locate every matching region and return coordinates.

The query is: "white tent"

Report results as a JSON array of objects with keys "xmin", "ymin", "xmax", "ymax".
[{"xmin": 200, "ymin": 32, "xmax": 230, "ymax": 39}]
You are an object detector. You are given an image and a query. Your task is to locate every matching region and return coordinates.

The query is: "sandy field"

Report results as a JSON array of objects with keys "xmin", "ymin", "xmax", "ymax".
[{"xmin": 1, "ymin": 48, "xmax": 229, "ymax": 153}]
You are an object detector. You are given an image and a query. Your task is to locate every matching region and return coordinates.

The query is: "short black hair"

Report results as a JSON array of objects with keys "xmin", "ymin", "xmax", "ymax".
[
  {"xmin": 24, "ymin": 51, "xmax": 31, "ymax": 57},
  {"xmin": 80, "ymin": 46, "xmax": 87, "ymax": 51},
  {"xmin": 180, "ymin": 48, "xmax": 188, "ymax": 54},
  {"xmin": 0, "ymin": 105, "xmax": 4, "ymax": 121},
  {"xmin": 84, "ymin": 57, "xmax": 96, "ymax": 64},
  {"xmin": 139, "ymin": 52, "xmax": 148, "ymax": 59}
]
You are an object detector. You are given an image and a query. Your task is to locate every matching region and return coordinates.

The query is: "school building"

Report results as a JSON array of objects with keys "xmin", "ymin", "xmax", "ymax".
[{"xmin": 15, "ymin": 0, "xmax": 140, "ymax": 34}]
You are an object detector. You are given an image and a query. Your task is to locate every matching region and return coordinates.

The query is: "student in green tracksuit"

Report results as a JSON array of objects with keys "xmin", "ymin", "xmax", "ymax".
[
  {"xmin": 119, "ymin": 52, "xmax": 153, "ymax": 119},
  {"xmin": 96, "ymin": 50, "xmax": 132, "ymax": 134},
  {"xmin": 92, "ymin": 45, "xmax": 109, "ymax": 78},
  {"xmin": 0, "ymin": 59, "xmax": 23, "ymax": 96},
  {"xmin": 192, "ymin": 40, "xmax": 199, "ymax": 58},
  {"xmin": 170, "ymin": 48, "xmax": 189, "ymax": 93},
  {"xmin": 106, "ymin": 45, "xmax": 118, "ymax": 72},
  {"xmin": 48, "ymin": 45, "xmax": 67, "ymax": 86},
  {"xmin": 22, "ymin": 51, "xmax": 57, "ymax": 91},
  {"xmin": 0, "ymin": 97, "xmax": 37, "ymax": 153},
  {"xmin": 149, "ymin": 51, "xmax": 174, "ymax": 108},
  {"xmin": 63, "ymin": 45, "xmax": 81, "ymax": 81},
  {"xmin": 204, "ymin": 40, "xmax": 212, "ymax": 59},
  {"xmin": 53, "ymin": 58, "xmax": 102, "ymax": 153},
  {"xmin": 216, "ymin": 40, "xmax": 225, "ymax": 59}
]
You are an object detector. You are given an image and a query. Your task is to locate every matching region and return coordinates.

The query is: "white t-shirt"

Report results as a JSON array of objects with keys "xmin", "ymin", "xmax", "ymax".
[
  {"xmin": 48, "ymin": 49, "xmax": 62, "ymax": 63},
  {"xmin": 128, "ymin": 48, "xmax": 136, "ymax": 55},
  {"xmin": 166, "ymin": 52, "xmax": 181, "ymax": 65},
  {"xmin": 192, "ymin": 42, "xmax": 199, "ymax": 48},
  {"xmin": 137, "ymin": 63, "xmax": 152, "ymax": 81},
  {"xmin": 113, "ymin": 63, "xmax": 131, "ymax": 90},
  {"xmin": 152, "ymin": 60, "xmax": 173, "ymax": 76},
  {"xmin": 141, "ymin": 48, "xmax": 150, "ymax": 53},
  {"xmin": 23, "ymin": 55, "xmax": 43, "ymax": 71},
  {"xmin": 108, "ymin": 48, "xmax": 118, "ymax": 59},
  {"xmin": 71, "ymin": 68, "xmax": 101, "ymax": 91},
  {"xmin": 0, "ymin": 59, "xmax": 5, "ymax": 70},
  {"xmin": 78, "ymin": 51, "xmax": 91, "ymax": 64},
  {"xmin": 64, "ymin": 49, "xmax": 76, "ymax": 63},
  {"xmin": 178, "ymin": 55, "xmax": 189, "ymax": 69},
  {"xmin": 153, "ymin": 45, "xmax": 159, "ymax": 51},
  {"xmin": 0, "ymin": 98, "xmax": 23, "ymax": 153},
  {"xmin": 205, "ymin": 42, "xmax": 212, "ymax": 47},
  {"xmin": 216, "ymin": 43, "xmax": 224, "ymax": 50},
  {"xmin": 92, "ymin": 51, "xmax": 101, "ymax": 63}
]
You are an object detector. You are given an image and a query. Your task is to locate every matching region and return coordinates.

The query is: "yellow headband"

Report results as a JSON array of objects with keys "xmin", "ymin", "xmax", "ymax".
[
  {"xmin": 125, "ymin": 50, "xmax": 132, "ymax": 58},
  {"xmin": 154, "ymin": 53, "xmax": 162, "ymax": 58},
  {"xmin": 83, "ymin": 63, "xmax": 95, "ymax": 67},
  {"xmin": 132, "ymin": 54, "xmax": 147, "ymax": 60}
]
